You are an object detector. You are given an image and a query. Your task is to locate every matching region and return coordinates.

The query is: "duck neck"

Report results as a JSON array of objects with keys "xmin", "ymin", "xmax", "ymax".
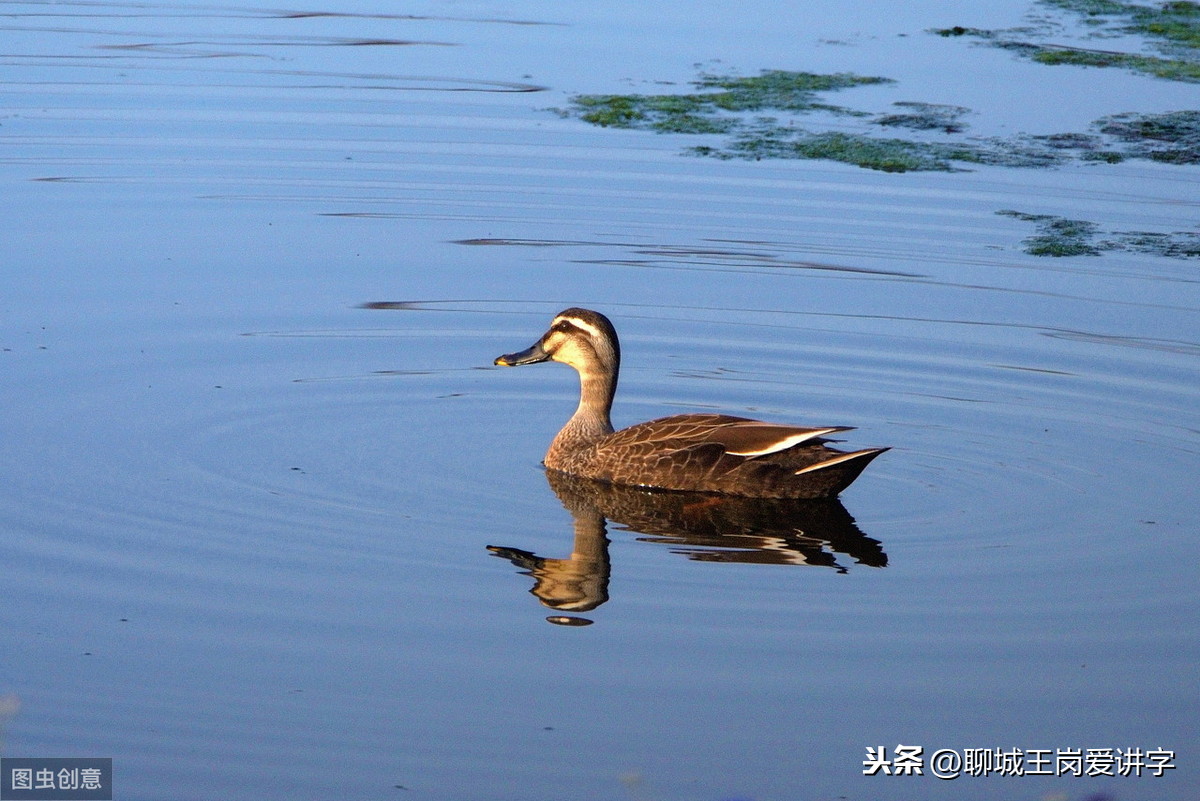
[{"xmin": 548, "ymin": 367, "xmax": 616, "ymax": 458}]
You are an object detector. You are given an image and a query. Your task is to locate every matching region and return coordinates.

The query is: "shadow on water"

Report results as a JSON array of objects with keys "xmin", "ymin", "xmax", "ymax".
[
  {"xmin": 488, "ymin": 470, "xmax": 886, "ymax": 625},
  {"xmin": 452, "ymin": 237, "xmax": 927, "ymax": 277},
  {"xmin": 0, "ymin": 0, "xmax": 557, "ymax": 27}
]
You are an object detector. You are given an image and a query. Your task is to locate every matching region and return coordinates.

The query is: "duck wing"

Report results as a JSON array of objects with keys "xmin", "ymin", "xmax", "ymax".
[
  {"xmin": 582, "ymin": 414, "xmax": 883, "ymax": 498},
  {"xmin": 602, "ymin": 413, "xmax": 849, "ymax": 455}
]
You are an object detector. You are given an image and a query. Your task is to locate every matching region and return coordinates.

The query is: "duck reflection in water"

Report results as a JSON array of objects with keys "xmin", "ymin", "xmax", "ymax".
[{"xmin": 488, "ymin": 471, "xmax": 886, "ymax": 625}]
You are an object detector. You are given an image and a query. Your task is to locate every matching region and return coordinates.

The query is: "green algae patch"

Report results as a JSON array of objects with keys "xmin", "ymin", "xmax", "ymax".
[
  {"xmin": 1095, "ymin": 110, "xmax": 1200, "ymax": 163},
  {"xmin": 560, "ymin": 69, "xmax": 1053, "ymax": 172},
  {"xmin": 1110, "ymin": 230, "xmax": 1200, "ymax": 257},
  {"xmin": 1006, "ymin": 40, "xmax": 1200, "ymax": 82},
  {"xmin": 999, "ymin": 209, "xmax": 1200, "ymax": 257},
  {"xmin": 563, "ymin": 70, "xmax": 890, "ymax": 135},
  {"xmin": 561, "ymin": 69, "xmax": 1001, "ymax": 172},
  {"xmin": 691, "ymin": 70, "xmax": 892, "ymax": 111},
  {"xmin": 1042, "ymin": 0, "xmax": 1200, "ymax": 52},
  {"xmin": 571, "ymin": 93, "xmax": 739, "ymax": 134},
  {"xmin": 702, "ymin": 127, "xmax": 1071, "ymax": 171},
  {"xmin": 942, "ymin": 1, "xmax": 1200, "ymax": 83},
  {"xmin": 874, "ymin": 102, "xmax": 972, "ymax": 133},
  {"xmin": 707, "ymin": 130, "xmax": 962, "ymax": 172},
  {"xmin": 559, "ymin": 65, "xmax": 1200, "ymax": 171},
  {"xmin": 998, "ymin": 210, "xmax": 1102, "ymax": 256}
]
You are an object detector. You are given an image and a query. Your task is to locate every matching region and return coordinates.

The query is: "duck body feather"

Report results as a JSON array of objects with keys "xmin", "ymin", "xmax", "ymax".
[
  {"xmin": 496, "ymin": 308, "xmax": 886, "ymax": 499},
  {"xmin": 547, "ymin": 413, "xmax": 885, "ymax": 499}
]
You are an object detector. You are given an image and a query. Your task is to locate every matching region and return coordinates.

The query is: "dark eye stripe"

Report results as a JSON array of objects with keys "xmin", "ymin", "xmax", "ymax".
[{"xmin": 553, "ymin": 320, "xmax": 580, "ymax": 334}]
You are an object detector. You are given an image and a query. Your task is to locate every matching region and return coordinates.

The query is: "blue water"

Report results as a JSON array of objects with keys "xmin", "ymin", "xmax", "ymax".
[{"xmin": 1, "ymin": 1, "xmax": 1197, "ymax": 799}]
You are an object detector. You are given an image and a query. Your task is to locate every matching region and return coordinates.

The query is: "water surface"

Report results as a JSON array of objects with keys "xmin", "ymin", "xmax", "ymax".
[{"xmin": 1, "ymin": 1, "xmax": 1197, "ymax": 799}]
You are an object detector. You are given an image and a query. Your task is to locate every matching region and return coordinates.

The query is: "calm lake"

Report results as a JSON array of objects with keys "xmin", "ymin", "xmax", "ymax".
[{"xmin": 1, "ymin": 1, "xmax": 1197, "ymax": 799}]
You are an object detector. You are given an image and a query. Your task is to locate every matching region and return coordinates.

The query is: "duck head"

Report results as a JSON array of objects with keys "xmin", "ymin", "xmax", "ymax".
[{"xmin": 495, "ymin": 308, "xmax": 621, "ymax": 382}]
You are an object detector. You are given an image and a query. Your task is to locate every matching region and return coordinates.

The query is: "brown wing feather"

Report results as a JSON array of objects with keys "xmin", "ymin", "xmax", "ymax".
[
  {"xmin": 600, "ymin": 414, "xmax": 844, "ymax": 453},
  {"xmin": 560, "ymin": 413, "xmax": 881, "ymax": 498},
  {"xmin": 705, "ymin": 421, "xmax": 852, "ymax": 456}
]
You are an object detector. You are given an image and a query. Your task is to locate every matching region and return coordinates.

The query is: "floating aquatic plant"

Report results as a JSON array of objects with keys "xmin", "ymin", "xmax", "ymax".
[
  {"xmin": 936, "ymin": 0, "xmax": 1200, "ymax": 82},
  {"xmin": 708, "ymin": 130, "xmax": 961, "ymax": 172},
  {"xmin": 563, "ymin": 69, "xmax": 889, "ymax": 135},
  {"xmin": 998, "ymin": 210, "xmax": 1200, "ymax": 257},
  {"xmin": 1095, "ymin": 109, "xmax": 1200, "ymax": 163},
  {"xmin": 1042, "ymin": 0, "xmax": 1200, "ymax": 52},
  {"xmin": 998, "ymin": 211, "xmax": 1101, "ymax": 256},
  {"xmin": 1001, "ymin": 40, "xmax": 1200, "ymax": 82},
  {"xmin": 561, "ymin": 69, "xmax": 1064, "ymax": 172},
  {"xmin": 556, "ymin": 4, "xmax": 1200, "ymax": 175},
  {"xmin": 873, "ymin": 102, "xmax": 972, "ymax": 133},
  {"xmin": 559, "ymin": 66, "xmax": 1200, "ymax": 171},
  {"xmin": 1109, "ymin": 230, "xmax": 1200, "ymax": 257}
]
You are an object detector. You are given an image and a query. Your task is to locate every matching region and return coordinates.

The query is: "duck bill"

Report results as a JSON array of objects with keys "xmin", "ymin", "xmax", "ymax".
[{"xmin": 495, "ymin": 340, "xmax": 551, "ymax": 366}]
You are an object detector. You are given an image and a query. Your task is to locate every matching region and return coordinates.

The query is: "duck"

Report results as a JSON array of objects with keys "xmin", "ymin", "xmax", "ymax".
[{"xmin": 494, "ymin": 308, "xmax": 887, "ymax": 499}]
